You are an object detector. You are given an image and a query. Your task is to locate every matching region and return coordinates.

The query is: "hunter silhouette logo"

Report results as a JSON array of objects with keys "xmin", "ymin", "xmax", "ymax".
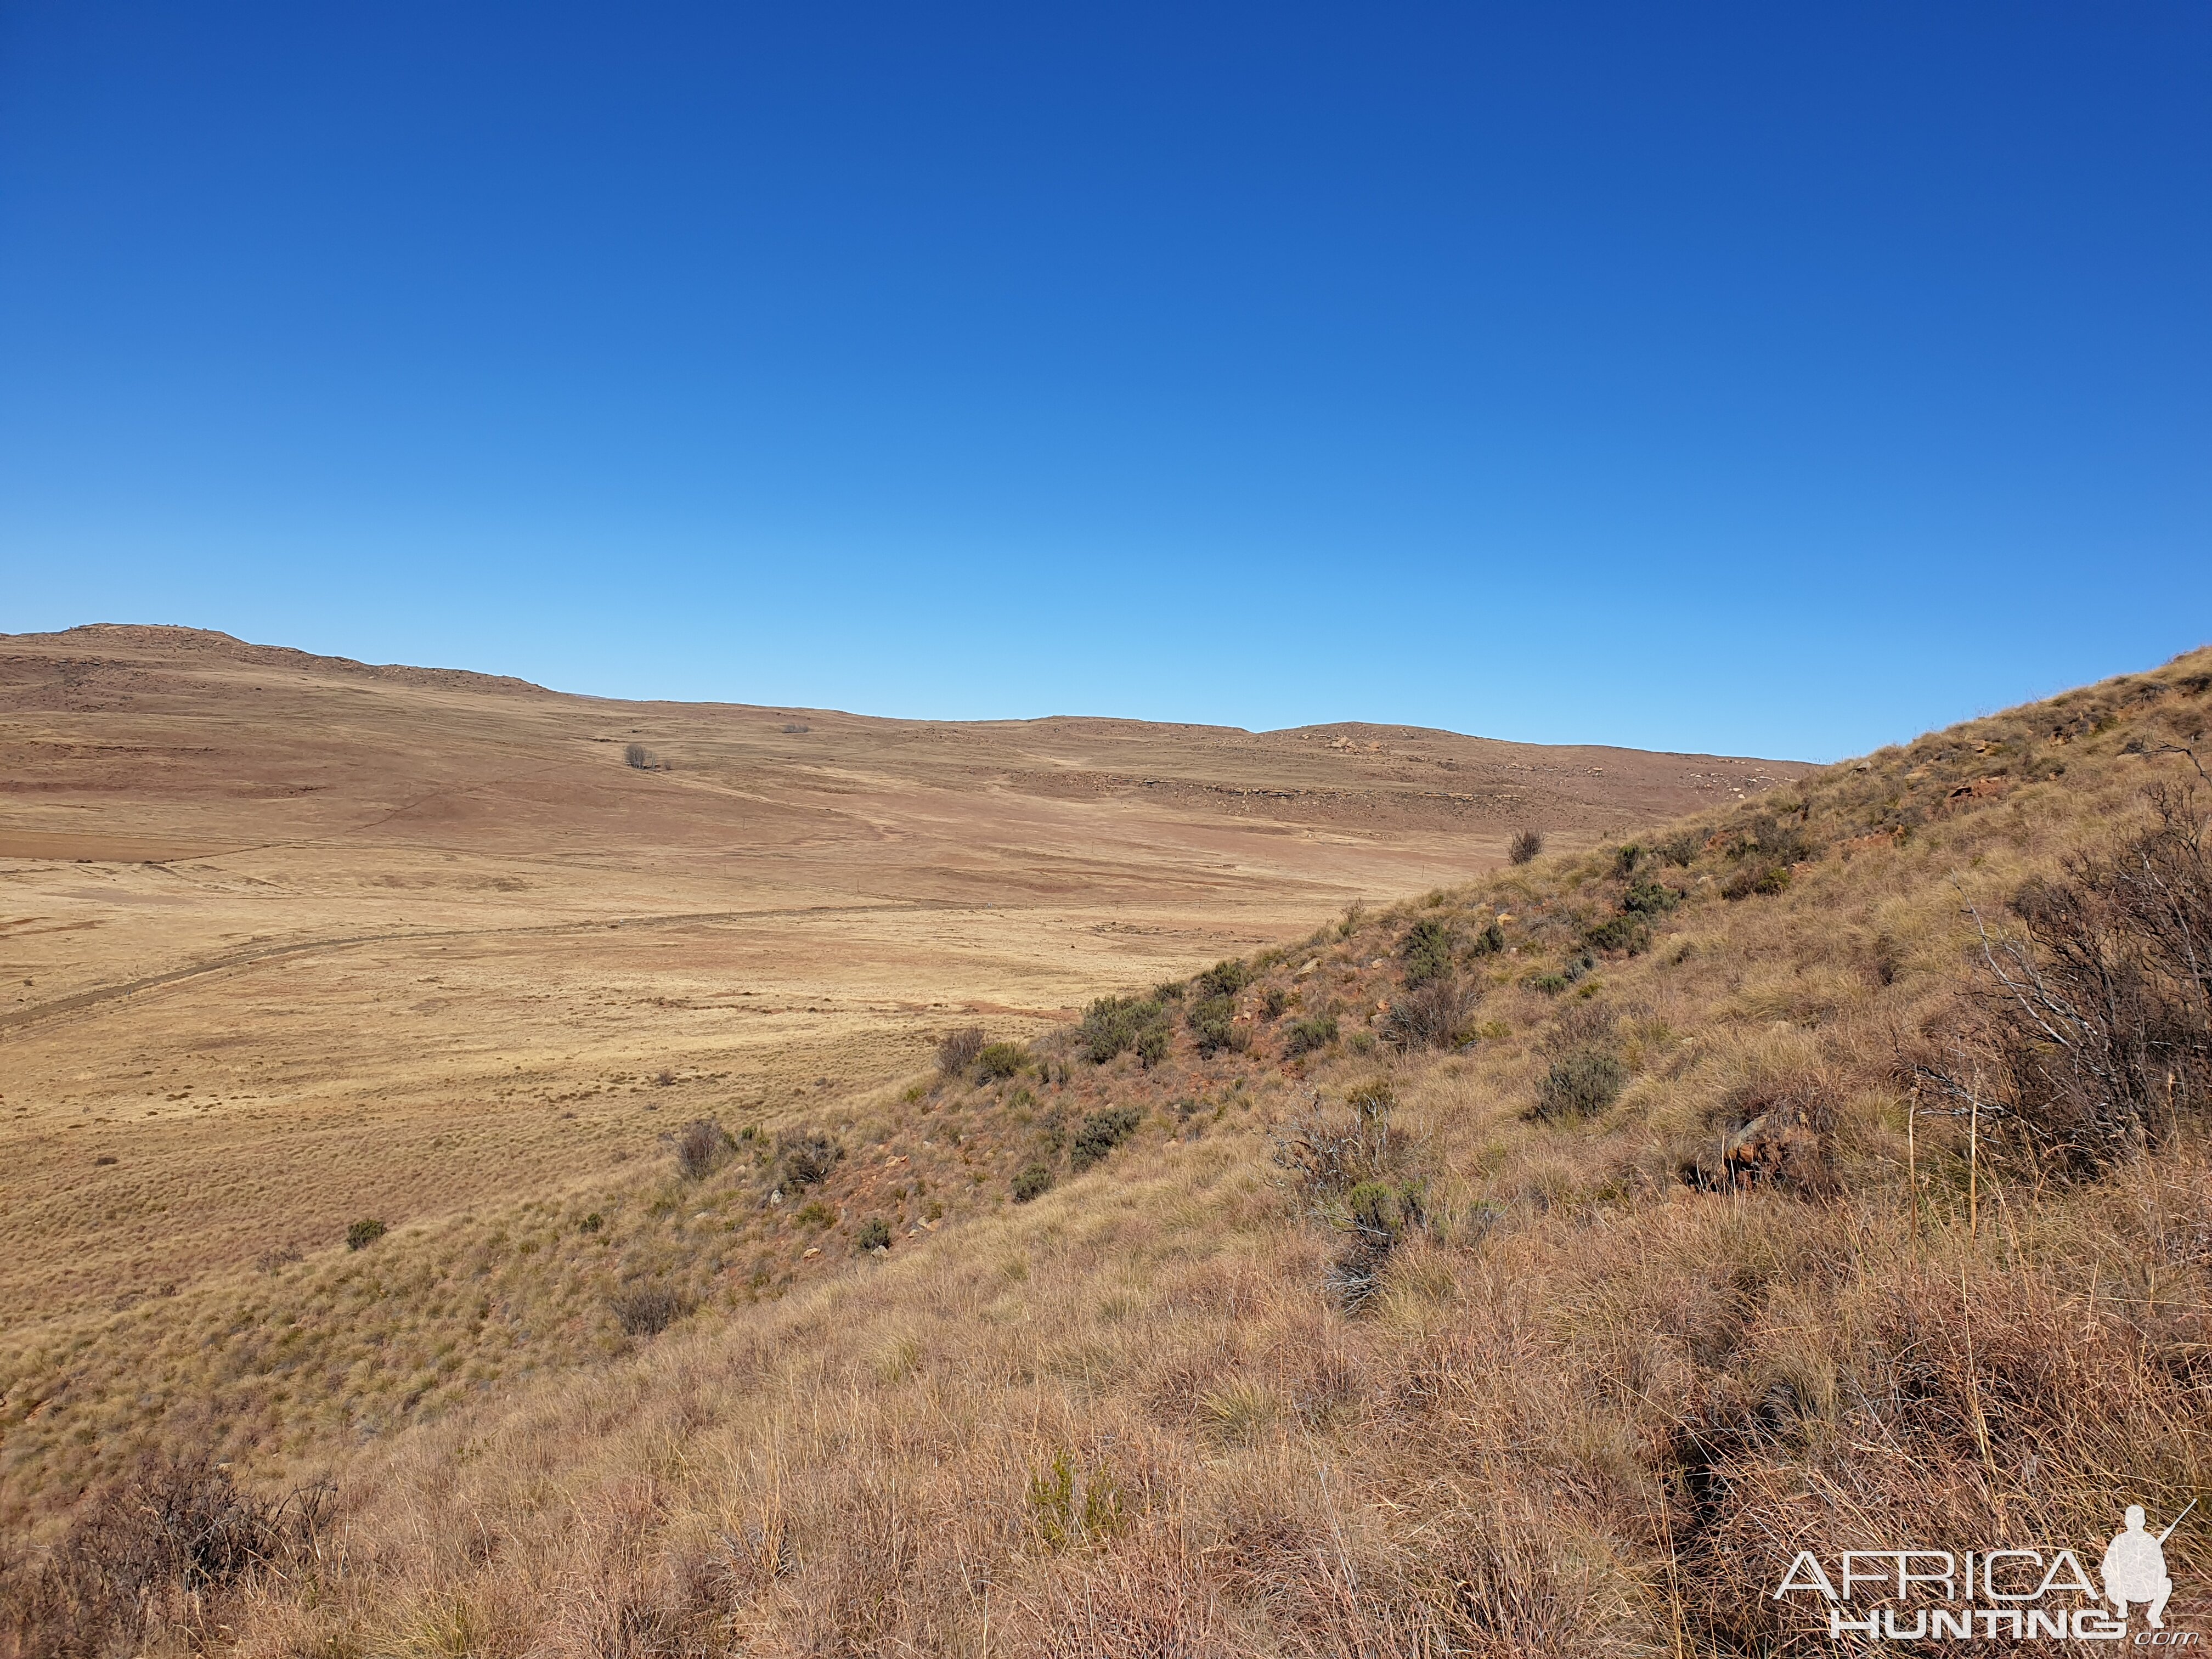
[
  {"xmin": 2104, "ymin": 1502, "xmax": 2191, "ymax": 1631},
  {"xmin": 1773, "ymin": 1500, "xmax": 2198, "ymax": 1643}
]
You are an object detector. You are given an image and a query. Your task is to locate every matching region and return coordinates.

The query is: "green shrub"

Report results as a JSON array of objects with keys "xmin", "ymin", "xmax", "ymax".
[
  {"xmin": 1533, "ymin": 1049, "xmax": 1627, "ymax": 1120},
  {"xmin": 1583, "ymin": 915, "xmax": 1650, "ymax": 956},
  {"xmin": 1197, "ymin": 958, "xmax": 1253, "ymax": 998},
  {"xmin": 1260, "ymin": 985, "xmax": 1292, "ymax": 1020},
  {"xmin": 1011, "ymin": 1162, "xmax": 1054, "ymax": 1202},
  {"xmin": 976, "ymin": 1041, "xmax": 1029, "ymax": 1081},
  {"xmin": 856, "ymin": 1216, "xmax": 893, "ymax": 1252},
  {"xmin": 1508, "ymin": 827, "xmax": 1544, "ymax": 865},
  {"xmin": 1620, "ymin": 875, "xmax": 1682, "ymax": 917},
  {"xmin": 795, "ymin": 1200, "xmax": 834, "ymax": 1228},
  {"xmin": 1136, "ymin": 1026, "xmax": 1170, "ymax": 1069},
  {"xmin": 1722, "ymin": 861, "xmax": 1792, "ymax": 900},
  {"xmin": 345, "ymin": 1218, "xmax": 386, "ymax": 1252},
  {"xmin": 1187, "ymin": 994, "xmax": 1243, "ymax": 1056},
  {"xmin": 1655, "ymin": 828, "xmax": 1703, "ymax": 867},
  {"xmin": 1612, "ymin": 843, "xmax": 1644, "ymax": 877},
  {"xmin": 579, "ymin": 1212, "xmax": 603, "ymax": 1234},
  {"xmin": 1398, "ymin": 917, "xmax": 1455, "ymax": 986},
  {"xmin": 1471, "ymin": 921, "xmax": 1506, "ymax": 956},
  {"xmin": 1284, "ymin": 1012, "xmax": 1339, "ymax": 1056},
  {"xmin": 1077, "ymin": 995, "xmax": 1164, "ymax": 1063},
  {"xmin": 1153, "ymin": 979, "xmax": 1187, "ymax": 1002},
  {"xmin": 1070, "ymin": 1107, "xmax": 1143, "ymax": 1172}
]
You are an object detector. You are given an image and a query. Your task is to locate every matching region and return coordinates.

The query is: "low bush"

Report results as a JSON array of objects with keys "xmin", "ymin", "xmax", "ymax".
[
  {"xmin": 1070, "ymin": 1107, "xmax": 1143, "ymax": 1172},
  {"xmin": 1284, "ymin": 1012, "xmax": 1339, "ymax": 1056},
  {"xmin": 1383, "ymin": 975, "xmax": 1477, "ymax": 1049},
  {"xmin": 1197, "ymin": 958, "xmax": 1253, "ymax": 997},
  {"xmin": 1187, "ymin": 993, "xmax": 1244, "ymax": 1056},
  {"xmin": 1534, "ymin": 1048, "xmax": 1628, "ymax": 1119},
  {"xmin": 1135, "ymin": 1025, "xmax": 1170, "ymax": 1069},
  {"xmin": 855, "ymin": 1217, "xmax": 893, "ymax": 1252},
  {"xmin": 609, "ymin": 1283, "xmax": 689, "ymax": 1337},
  {"xmin": 1655, "ymin": 827, "xmax": 1703, "ymax": 866},
  {"xmin": 1508, "ymin": 827, "xmax": 1544, "ymax": 864},
  {"xmin": 1011, "ymin": 1162, "xmax": 1054, "ymax": 1202},
  {"xmin": 936, "ymin": 1025, "xmax": 986, "ymax": 1075},
  {"xmin": 672, "ymin": 1116, "xmax": 733, "ymax": 1179},
  {"xmin": 975, "ymin": 1041, "xmax": 1029, "ymax": 1081},
  {"xmin": 1398, "ymin": 917, "xmax": 1456, "ymax": 986},
  {"xmin": 1722, "ymin": 861, "xmax": 1792, "ymax": 900},
  {"xmin": 345, "ymin": 1218, "xmax": 386, "ymax": 1251},
  {"xmin": 776, "ymin": 1128, "xmax": 842, "ymax": 1190},
  {"xmin": 1620, "ymin": 874, "xmax": 1682, "ymax": 916},
  {"xmin": 1471, "ymin": 919, "xmax": 1506, "ymax": 956},
  {"xmin": 1077, "ymin": 995, "xmax": 1164, "ymax": 1063},
  {"xmin": 1583, "ymin": 915, "xmax": 1650, "ymax": 955},
  {"xmin": 1260, "ymin": 985, "xmax": 1292, "ymax": 1020},
  {"xmin": 1, "ymin": 1455, "xmax": 330, "ymax": 1659}
]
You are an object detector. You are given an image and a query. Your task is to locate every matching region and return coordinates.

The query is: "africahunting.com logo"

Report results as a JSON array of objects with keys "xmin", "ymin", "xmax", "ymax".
[{"xmin": 1774, "ymin": 1502, "xmax": 2197, "ymax": 1643}]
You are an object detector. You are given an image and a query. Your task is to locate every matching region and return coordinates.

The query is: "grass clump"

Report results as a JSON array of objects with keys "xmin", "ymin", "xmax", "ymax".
[{"xmin": 1531, "ymin": 1005, "xmax": 1628, "ymax": 1120}]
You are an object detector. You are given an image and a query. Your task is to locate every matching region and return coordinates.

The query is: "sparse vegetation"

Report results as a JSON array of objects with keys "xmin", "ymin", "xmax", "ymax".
[
  {"xmin": 855, "ymin": 1216, "xmax": 893, "ymax": 1252},
  {"xmin": 345, "ymin": 1217, "xmax": 386, "ymax": 1251},
  {"xmin": 1508, "ymin": 826, "xmax": 1544, "ymax": 864}
]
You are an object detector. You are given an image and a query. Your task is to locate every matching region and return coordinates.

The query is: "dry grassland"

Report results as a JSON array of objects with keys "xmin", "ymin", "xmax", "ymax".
[{"xmin": 16, "ymin": 627, "xmax": 2212, "ymax": 1657}]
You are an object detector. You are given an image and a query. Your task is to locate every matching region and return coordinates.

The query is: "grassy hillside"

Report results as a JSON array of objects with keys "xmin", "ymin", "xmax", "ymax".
[{"xmin": 8, "ymin": 650, "xmax": 2212, "ymax": 1656}]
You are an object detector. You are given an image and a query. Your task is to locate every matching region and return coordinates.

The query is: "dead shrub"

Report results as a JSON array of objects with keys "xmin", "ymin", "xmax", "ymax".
[
  {"xmin": 609, "ymin": 1283, "xmax": 690, "ymax": 1338},
  {"xmin": 670, "ymin": 1116, "xmax": 733, "ymax": 1180},
  {"xmin": 1936, "ymin": 784, "xmax": 2212, "ymax": 1176},
  {"xmin": 1381, "ymin": 974, "xmax": 1476, "ymax": 1050},
  {"xmin": 2, "ymin": 1456, "xmax": 330, "ymax": 1659},
  {"xmin": 1508, "ymin": 827, "xmax": 1544, "ymax": 864},
  {"xmin": 936, "ymin": 1026, "xmax": 986, "ymax": 1076},
  {"xmin": 775, "ymin": 1127, "xmax": 842, "ymax": 1190}
]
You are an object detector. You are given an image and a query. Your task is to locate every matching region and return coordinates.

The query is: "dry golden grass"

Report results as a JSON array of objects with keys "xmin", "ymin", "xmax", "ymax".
[{"xmin": 9, "ymin": 634, "xmax": 2212, "ymax": 1656}]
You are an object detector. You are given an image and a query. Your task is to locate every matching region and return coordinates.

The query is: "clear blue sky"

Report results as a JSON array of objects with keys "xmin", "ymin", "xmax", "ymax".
[{"xmin": 3, "ymin": 3, "xmax": 2206, "ymax": 760}]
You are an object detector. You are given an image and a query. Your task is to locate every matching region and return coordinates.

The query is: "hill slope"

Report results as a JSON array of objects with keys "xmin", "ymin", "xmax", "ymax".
[{"xmin": 11, "ymin": 639, "xmax": 2211, "ymax": 1657}]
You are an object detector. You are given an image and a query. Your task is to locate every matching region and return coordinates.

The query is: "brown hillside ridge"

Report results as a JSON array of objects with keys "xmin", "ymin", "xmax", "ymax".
[
  {"xmin": 0, "ymin": 622, "xmax": 1798, "ymax": 1333},
  {"xmin": 12, "ymin": 635, "xmax": 2211, "ymax": 1658}
]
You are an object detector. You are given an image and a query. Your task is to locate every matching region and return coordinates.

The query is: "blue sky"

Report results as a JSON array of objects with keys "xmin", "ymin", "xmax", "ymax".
[{"xmin": 3, "ymin": 2, "xmax": 2206, "ymax": 760}]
